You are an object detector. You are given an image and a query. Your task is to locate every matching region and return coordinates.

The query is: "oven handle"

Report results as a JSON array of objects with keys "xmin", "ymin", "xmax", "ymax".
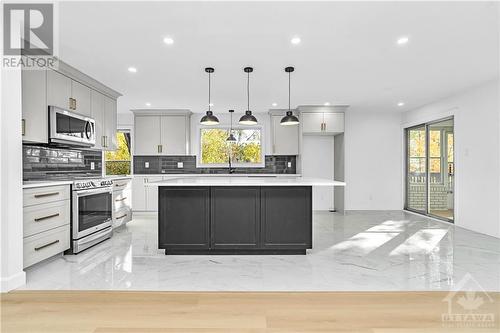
[{"xmin": 74, "ymin": 187, "xmax": 113, "ymax": 197}]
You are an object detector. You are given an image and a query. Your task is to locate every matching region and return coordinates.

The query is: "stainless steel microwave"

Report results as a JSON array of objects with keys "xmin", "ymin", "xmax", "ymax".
[{"xmin": 49, "ymin": 106, "xmax": 96, "ymax": 147}]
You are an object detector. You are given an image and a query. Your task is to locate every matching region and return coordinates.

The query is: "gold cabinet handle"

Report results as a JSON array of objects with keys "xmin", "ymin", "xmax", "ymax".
[
  {"xmin": 69, "ymin": 97, "xmax": 72, "ymax": 109},
  {"xmin": 34, "ymin": 213, "xmax": 60, "ymax": 222},
  {"xmin": 22, "ymin": 119, "xmax": 26, "ymax": 136},
  {"xmin": 115, "ymin": 197, "xmax": 127, "ymax": 202},
  {"xmin": 34, "ymin": 192, "xmax": 60, "ymax": 198},
  {"xmin": 73, "ymin": 98, "xmax": 77, "ymax": 110},
  {"xmin": 115, "ymin": 183, "xmax": 127, "ymax": 188},
  {"xmin": 34, "ymin": 239, "xmax": 59, "ymax": 251},
  {"xmin": 116, "ymin": 213, "xmax": 127, "ymax": 220},
  {"xmin": 324, "ymin": 122, "xmax": 327, "ymax": 131},
  {"xmin": 158, "ymin": 145, "xmax": 162, "ymax": 153}
]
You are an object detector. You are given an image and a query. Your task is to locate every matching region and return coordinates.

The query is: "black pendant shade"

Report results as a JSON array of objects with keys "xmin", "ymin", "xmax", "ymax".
[
  {"xmin": 200, "ymin": 67, "xmax": 219, "ymax": 125},
  {"xmin": 239, "ymin": 67, "xmax": 258, "ymax": 125},
  {"xmin": 280, "ymin": 66, "xmax": 299, "ymax": 126},
  {"xmin": 280, "ymin": 110, "xmax": 299, "ymax": 126},
  {"xmin": 227, "ymin": 110, "xmax": 237, "ymax": 142},
  {"xmin": 200, "ymin": 110, "xmax": 219, "ymax": 125}
]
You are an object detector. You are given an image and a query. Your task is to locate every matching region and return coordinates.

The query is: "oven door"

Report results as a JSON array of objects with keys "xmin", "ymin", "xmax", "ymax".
[
  {"xmin": 50, "ymin": 106, "xmax": 96, "ymax": 147},
  {"xmin": 73, "ymin": 187, "xmax": 113, "ymax": 239}
]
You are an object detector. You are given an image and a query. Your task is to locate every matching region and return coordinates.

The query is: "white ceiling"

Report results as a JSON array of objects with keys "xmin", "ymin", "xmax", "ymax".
[{"xmin": 58, "ymin": 1, "xmax": 499, "ymax": 114}]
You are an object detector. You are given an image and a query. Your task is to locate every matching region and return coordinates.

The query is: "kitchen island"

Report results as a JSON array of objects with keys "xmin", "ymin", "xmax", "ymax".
[{"xmin": 147, "ymin": 176, "xmax": 346, "ymax": 255}]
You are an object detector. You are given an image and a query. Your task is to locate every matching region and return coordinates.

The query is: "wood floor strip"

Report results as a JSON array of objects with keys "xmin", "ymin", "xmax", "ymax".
[{"xmin": 1, "ymin": 291, "xmax": 499, "ymax": 333}]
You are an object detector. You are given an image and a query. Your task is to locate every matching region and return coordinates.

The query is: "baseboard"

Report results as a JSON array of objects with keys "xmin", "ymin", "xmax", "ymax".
[{"xmin": 0, "ymin": 271, "xmax": 26, "ymax": 293}]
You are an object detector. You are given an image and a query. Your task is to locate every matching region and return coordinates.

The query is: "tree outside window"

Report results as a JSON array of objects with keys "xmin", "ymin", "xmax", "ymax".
[
  {"xmin": 105, "ymin": 131, "xmax": 131, "ymax": 175},
  {"xmin": 200, "ymin": 128, "xmax": 262, "ymax": 167}
]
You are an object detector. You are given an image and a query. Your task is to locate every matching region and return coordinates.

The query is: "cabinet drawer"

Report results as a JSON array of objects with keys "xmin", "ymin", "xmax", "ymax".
[
  {"xmin": 114, "ymin": 189, "xmax": 131, "ymax": 211},
  {"xmin": 113, "ymin": 208, "xmax": 132, "ymax": 228},
  {"xmin": 113, "ymin": 179, "xmax": 131, "ymax": 191},
  {"xmin": 23, "ymin": 224, "xmax": 70, "ymax": 268},
  {"xmin": 23, "ymin": 200, "xmax": 70, "ymax": 237},
  {"xmin": 23, "ymin": 185, "xmax": 70, "ymax": 207}
]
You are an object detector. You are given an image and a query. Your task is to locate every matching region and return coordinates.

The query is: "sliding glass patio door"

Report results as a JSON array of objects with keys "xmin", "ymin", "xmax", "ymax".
[{"xmin": 405, "ymin": 118, "xmax": 454, "ymax": 222}]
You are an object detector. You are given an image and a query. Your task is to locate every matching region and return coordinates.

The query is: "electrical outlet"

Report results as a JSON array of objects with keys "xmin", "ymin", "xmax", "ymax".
[
  {"xmin": 287, "ymin": 161, "xmax": 292, "ymax": 168},
  {"xmin": 177, "ymin": 162, "xmax": 184, "ymax": 168},
  {"xmin": 90, "ymin": 162, "xmax": 95, "ymax": 170},
  {"xmin": 145, "ymin": 162, "xmax": 149, "ymax": 168}
]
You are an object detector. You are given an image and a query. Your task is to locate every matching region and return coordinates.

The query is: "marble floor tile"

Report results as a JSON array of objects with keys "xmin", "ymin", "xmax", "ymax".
[{"xmin": 19, "ymin": 211, "xmax": 500, "ymax": 291}]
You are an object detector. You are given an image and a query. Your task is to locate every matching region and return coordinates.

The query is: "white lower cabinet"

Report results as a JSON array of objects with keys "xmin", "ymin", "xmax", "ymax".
[
  {"xmin": 132, "ymin": 176, "xmax": 162, "ymax": 212},
  {"xmin": 23, "ymin": 185, "xmax": 71, "ymax": 268},
  {"xmin": 112, "ymin": 178, "xmax": 132, "ymax": 228}
]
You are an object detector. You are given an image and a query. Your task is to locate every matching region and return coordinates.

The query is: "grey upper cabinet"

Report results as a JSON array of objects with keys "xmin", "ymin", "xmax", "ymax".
[
  {"xmin": 22, "ymin": 66, "xmax": 47, "ymax": 143},
  {"xmin": 160, "ymin": 115, "xmax": 188, "ymax": 155},
  {"xmin": 91, "ymin": 90, "xmax": 105, "ymax": 149},
  {"xmin": 134, "ymin": 116, "xmax": 161, "ymax": 155},
  {"xmin": 22, "ymin": 60, "xmax": 121, "ymax": 146},
  {"xmin": 91, "ymin": 90, "xmax": 118, "ymax": 151},
  {"xmin": 270, "ymin": 112, "xmax": 299, "ymax": 155},
  {"xmin": 298, "ymin": 105, "xmax": 347, "ymax": 135},
  {"xmin": 133, "ymin": 110, "xmax": 192, "ymax": 156},
  {"xmin": 71, "ymin": 80, "xmax": 91, "ymax": 116},
  {"xmin": 103, "ymin": 96, "xmax": 117, "ymax": 150},
  {"xmin": 47, "ymin": 69, "xmax": 72, "ymax": 110}
]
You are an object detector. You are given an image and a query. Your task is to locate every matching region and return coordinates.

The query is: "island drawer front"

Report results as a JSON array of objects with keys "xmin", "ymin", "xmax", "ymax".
[
  {"xmin": 23, "ymin": 224, "xmax": 70, "ymax": 268},
  {"xmin": 23, "ymin": 200, "xmax": 70, "ymax": 238},
  {"xmin": 114, "ymin": 207, "xmax": 132, "ymax": 228},
  {"xmin": 24, "ymin": 185, "xmax": 70, "ymax": 207},
  {"xmin": 113, "ymin": 189, "xmax": 132, "ymax": 211}
]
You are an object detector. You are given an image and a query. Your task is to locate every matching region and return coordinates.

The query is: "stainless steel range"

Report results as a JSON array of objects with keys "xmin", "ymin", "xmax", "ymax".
[{"xmin": 70, "ymin": 178, "xmax": 114, "ymax": 253}]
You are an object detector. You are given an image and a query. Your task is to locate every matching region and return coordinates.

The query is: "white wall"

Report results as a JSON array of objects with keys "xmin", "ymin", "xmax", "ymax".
[
  {"xmin": 402, "ymin": 79, "xmax": 500, "ymax": 238},
  {"xmin": 0, "ymin": 67, "xmax": 26, "ymax": 292},
  {"xmin": 344, "ymin": 111, "xmax": 403, "ymax": 210},
  {"xmin": 302, "ymin": 135, "xmax": 334, "ymax": 210}
]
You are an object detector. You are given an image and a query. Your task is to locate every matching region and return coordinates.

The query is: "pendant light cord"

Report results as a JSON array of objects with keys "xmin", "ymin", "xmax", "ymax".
[
  {"xmin": 247, "ymin": 71, "xmax": 250, "ymax": 111},
  {"xmin": 208, "ymin": 72, "xmax": 211, "ymax": 111},
  {"xmin": 288, "ymin": 71, "xmax": 291, "ymax": 111}
]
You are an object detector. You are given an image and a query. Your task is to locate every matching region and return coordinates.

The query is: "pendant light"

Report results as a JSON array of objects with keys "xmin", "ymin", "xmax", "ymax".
[
  {"xmin": 200, "ymin": 67, "xmax": 219, "ymax": 125},
  {"xmin": 227, "ymin": 110, "xmax": 237, "ymax": 142},
  {"xmin": 280, "ymin": 66, "xmax": 300, "ymax": 126},
  {"xmin": 239, "ymin": 67, "xmax": 258, "ymax": 125}
]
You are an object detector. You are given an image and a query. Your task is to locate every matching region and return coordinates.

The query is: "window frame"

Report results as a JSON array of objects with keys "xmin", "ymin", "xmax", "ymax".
[
  {"xmin": 103, "ymin": 127, "xmax": 133, "ymax": 176},
  {"xmin": 197, "ymin": 125, "xmax": 265, "ymax": 168}
]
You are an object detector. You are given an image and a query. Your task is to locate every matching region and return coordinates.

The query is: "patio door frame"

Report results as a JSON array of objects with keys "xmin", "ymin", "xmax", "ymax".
[{"xmin": 404, "ymin": 116, "xmax": 454, "ymax": 223}]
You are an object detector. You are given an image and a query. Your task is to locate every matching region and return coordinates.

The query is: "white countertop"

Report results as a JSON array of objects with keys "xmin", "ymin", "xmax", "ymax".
[
  {"xmin": 134, "ymin": 173, "xmax": 301, "ymax": 178},
  {"xmin": 145, "ymin": 176, "xmax": 346, "ymax": 187},
  {"xmin": 22, "ymin": 180, "xmax": 73, "ymax": 189}
]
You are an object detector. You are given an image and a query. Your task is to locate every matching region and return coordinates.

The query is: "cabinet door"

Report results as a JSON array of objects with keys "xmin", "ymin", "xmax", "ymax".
[
  {"xmin": 103, "ymin": 96, "xmax": 117, "ymax": 151},
  {"xmin": 145, "ymin": 176, "xmax": 162, "ymax": 211},
  {"xmin": 271, "ymin": 115, "xmax": 299, "ymax": 155},
  {"xmin": 158, "ymin": 187, "xmax": 210, "ymax": 250},
  {"xmin": 261, "ymin": 186, "xmax": 312, "ymax": 249},
  {"xmin": 301, "ymin": 112, "xmax": 324, "ymax": 133},
  {"xmin": 131, "ymin": 176, "xmax": 146, "ymax": 211},
  {"xmin": 160, "ymin": 116, "xmax": 187, "ymax": 155},
  {"xmin": 91, "ymin": 90, "xmax": 105, "ymax": 149},
  {"xmin": 211, "ymin": 187, "xmax": 260, "ymax": 249},
  {"xmin": 22, "ymin": 66, "xmax": 47, "ymax": 143},
  {"xmin": 47, "ymin": 70, "xmax": 72, "ymax": 110},
  {"xmin": 135, "ymin": 116, "xmax": 161, "ymax": 155},
  {"xmin": 323, "ymin": 113, "xmax": 344, "ymax": 134},
  {"xmin": 71, "ymin": 80, "xmax": 91, "ymax": 116}
]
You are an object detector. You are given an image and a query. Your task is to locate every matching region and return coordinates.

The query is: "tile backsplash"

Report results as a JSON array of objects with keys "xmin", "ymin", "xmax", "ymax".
[
  {"xmin": 23, "ymin": 145, "xmax": 102, "ymax": 180},
  {"xmin": 134, "ymin": 155, "xmax": 296, "ymax": 174}
]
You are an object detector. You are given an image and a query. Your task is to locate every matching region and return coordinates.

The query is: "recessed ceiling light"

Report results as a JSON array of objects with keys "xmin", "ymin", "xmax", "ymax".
[
  {"xmin": 145, "ymin": 102, "xmax": 151, "ymax": 107},
  {"xmin": 163, "ymin": 37, "xmax": 174, "ymax": 45},
  {"xmin": 397, "ymin": 36, "xmax": 409, "ymax": 45},
  {"xmin": 324, "ymin": 102, "xmax": 330, "ymax": 106},
  {"xmin": 128, "ymin": 67, "xmax": 137, "ymax": 73},
  {"xmin": 291, "ymin": 37, "xmax": 301, "ymax": 45},
  {"xmin": 397, "ymin": 102, "xmax": 405, "ymax": 107},
  {"xmin": 272, "ymin": 103, "xmax": 277, "ymax": 107}
]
